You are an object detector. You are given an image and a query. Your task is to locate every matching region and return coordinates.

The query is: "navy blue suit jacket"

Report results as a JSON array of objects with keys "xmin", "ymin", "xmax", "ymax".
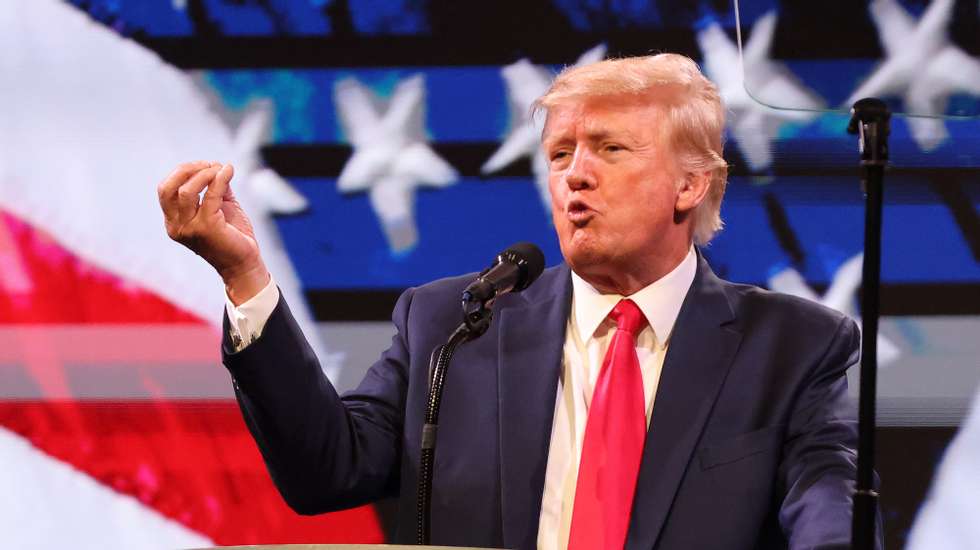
[{"xmin": 224, "ymin": 254, "xmax": 876, "ymax": 549}]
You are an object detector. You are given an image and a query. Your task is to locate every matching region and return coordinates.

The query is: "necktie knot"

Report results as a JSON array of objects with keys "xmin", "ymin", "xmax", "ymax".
[{"xmin": 610, "ymin": 299, "xmax": 647, "ymax": 336}]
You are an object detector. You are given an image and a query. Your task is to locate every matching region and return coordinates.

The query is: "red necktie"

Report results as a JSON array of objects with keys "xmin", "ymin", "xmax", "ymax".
[{"xmin": 567, "ymin": 299, "xmax": 648, "ymax": 550}]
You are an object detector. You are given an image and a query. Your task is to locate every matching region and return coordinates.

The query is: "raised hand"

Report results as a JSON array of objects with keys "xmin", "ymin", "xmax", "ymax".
[{"xmin": 158, "ymin": 161, "xmax": 270, "ymax": 304}]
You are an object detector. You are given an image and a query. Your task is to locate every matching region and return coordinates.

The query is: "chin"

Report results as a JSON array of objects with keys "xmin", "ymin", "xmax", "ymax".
[{"xmin": 562, "ymin": 240, "xmax": 611, "ymax": 274}]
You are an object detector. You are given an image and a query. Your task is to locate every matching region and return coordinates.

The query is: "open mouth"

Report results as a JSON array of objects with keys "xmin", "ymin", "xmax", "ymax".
[{"xmin": 566, "ymin": 200, "xmax": 594, "ymax": 226}]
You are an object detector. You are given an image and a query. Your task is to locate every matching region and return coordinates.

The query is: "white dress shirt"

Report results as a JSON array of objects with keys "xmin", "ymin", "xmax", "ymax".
[
  {"xmin": 225, "ymin": 247, "xmax": 697, "ymax": 550},
  {"xmin": 225, "ymin": 276, "xmax": 280, "ymax": 352}
]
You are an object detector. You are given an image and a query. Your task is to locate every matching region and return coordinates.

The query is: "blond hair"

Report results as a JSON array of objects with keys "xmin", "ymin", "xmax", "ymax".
[{"xmin": 535, "ymin": 54, "xmax": 729, "ymax": 245}]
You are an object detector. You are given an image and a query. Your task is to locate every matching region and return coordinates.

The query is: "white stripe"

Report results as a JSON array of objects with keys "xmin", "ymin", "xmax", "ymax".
[{"xmin": 0, "ymin": 427, "xmax": 213, "ymax": 549}]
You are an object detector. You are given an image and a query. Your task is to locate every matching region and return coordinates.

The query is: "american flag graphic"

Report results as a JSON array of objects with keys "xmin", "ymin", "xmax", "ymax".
[{"xmin": 0, "ymin": 1, "xmax": 382, "ymax": 547}]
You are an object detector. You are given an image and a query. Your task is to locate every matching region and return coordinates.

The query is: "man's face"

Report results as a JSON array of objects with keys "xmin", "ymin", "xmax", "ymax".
[{"xmin": 542, "ymin": 95, "xmax": 689, "ymax": 287}]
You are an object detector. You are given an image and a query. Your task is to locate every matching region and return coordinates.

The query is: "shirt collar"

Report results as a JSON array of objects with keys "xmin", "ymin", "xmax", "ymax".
[{"xmin": 570, "ymin": 246, "xmax": 697, "ymax": 350}]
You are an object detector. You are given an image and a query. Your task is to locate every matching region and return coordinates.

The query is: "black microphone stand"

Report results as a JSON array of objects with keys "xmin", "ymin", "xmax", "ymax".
[
  {"xmin": 416, "ymin": 298, "xmax": 493, "ymax": 545},
  {"xmin": 847, "ymin": 98, "xmax": 890, "ymax": 550}
]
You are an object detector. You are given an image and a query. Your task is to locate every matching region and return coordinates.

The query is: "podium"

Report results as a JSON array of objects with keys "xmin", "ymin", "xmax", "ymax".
[{"xmin": 192, "ymin": 546, "xmax": 504, "ymax": 549}]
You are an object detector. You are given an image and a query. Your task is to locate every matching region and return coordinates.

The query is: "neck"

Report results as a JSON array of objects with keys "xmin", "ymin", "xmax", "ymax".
[{"xmin": 577, "ymin": 242, "xmax": 692, "ymax": 296}]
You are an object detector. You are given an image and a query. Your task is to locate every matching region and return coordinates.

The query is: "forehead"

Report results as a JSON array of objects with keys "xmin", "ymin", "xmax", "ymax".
[{"xmin": 540, "ymin": 95, "xmax": 666, "ymax": 144}]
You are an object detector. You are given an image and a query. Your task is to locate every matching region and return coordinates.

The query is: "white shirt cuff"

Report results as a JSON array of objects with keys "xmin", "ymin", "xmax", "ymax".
[{"xmin": 225, "ymin": 275, "xmax": 280, "ymax": 352}]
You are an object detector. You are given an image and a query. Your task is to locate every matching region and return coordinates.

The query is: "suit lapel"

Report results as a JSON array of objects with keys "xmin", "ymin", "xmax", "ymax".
[
  {"xmin": 626, "ymin": 255, "xmax": 743, "ymax": 550},
  {"xmin": 497, "ymin": 265, "xmax": 572, "ymax": 550}
]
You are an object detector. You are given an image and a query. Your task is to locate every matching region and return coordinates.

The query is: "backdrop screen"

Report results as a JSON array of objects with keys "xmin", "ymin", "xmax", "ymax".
[{"xmin": 0, "ymin": 1, "xmax": 977, "ymax": 548}]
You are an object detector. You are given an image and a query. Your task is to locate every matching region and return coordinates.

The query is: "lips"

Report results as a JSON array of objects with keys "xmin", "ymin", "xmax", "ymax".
[{"xmin": 566, "ymin": 199, "xmax": 595, "ymax": 226}]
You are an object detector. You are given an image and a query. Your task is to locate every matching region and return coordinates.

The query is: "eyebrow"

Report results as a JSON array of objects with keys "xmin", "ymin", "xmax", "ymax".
[
  {"xmin": 542, "ymin": 127, "xmax": 643, "ymax": 149},
  {"xmin": 584, "ymin": 119, "xmax": 647, "ymax": 146}
]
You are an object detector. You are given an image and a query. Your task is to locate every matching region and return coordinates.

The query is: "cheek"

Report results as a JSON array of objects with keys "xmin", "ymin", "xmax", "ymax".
[
  {"xmin": 547, "ymin": 173, "xmax": 562, "ymax": 198},
  {"xmin": 548, "ymin": 177, "xmax": 564, "ymax": 210},
  {"xmin": 634, "ymin": 176, "xmax": 677, "ymax": 208}
]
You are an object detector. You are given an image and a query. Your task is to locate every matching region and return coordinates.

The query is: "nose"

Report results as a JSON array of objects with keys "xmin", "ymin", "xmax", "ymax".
[{"xmin": 563, "ymin": 147, "xmax": 597, "ymax": 191}]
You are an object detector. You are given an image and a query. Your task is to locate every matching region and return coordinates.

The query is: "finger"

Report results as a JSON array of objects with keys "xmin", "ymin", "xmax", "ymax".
[
  {"xmin": 158, "ymin": 161, "xmax": 212, "ymax": 216},
  {"xmin": 200, "ymin": 163, "xmax": 235, "ymax": 216},
  {"xmin": 176, "ymin": 165, "xmax": 222, "ymax": 224}
]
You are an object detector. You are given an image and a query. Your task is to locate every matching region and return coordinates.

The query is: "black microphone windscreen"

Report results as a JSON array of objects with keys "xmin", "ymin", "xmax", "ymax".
[{"xmin": 502, "ymin": 242, "xmax": 545, "ymax": 291}]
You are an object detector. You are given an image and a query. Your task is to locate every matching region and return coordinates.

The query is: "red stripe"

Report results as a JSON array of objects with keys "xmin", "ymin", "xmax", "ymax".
[
  {"xmin": 0, "ymin": 401, "xmax": 386, "ymax": 545},
  {"xmin": 0, "ymin": 211, "xmax": 204, "ymax": 325},
  {"xmin": 0, "ymin": 325, "xmax": 219, "ymax": 365}
]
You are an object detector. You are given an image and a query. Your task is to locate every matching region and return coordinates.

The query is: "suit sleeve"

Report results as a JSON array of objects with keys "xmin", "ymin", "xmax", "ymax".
[
  {"xmin": 778, "ymin": 316, "xmax": 883, "ymax": 550},
  {"xmin": 222, "ymin": 287, "xmax": 416, "ymax": 515}
]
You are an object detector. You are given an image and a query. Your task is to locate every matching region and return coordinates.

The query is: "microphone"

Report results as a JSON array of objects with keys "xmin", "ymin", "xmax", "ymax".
[{"xmin": 463, "ymin": 242, "xmax": 546, "ymax": 305}]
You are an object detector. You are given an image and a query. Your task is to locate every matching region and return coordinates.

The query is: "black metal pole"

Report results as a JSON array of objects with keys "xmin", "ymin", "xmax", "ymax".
[
  {"xmin": 417, "ymin": 302, "xmax": 492, "ymax": 545},
  {"xmin": 847, "ymin": 98, "xmax": 889, "ymax": 550}
]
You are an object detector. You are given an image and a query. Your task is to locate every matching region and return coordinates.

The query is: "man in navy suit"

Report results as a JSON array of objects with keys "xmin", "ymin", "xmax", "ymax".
[{"xmin": 159, "ymin": 54, "xmax": 878, "ymax": 549}]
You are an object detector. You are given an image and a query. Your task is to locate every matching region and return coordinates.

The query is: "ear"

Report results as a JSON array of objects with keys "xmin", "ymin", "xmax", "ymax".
[{"xmin": 675, "ymin": 170, "xmax": 712, "ymax": 213}]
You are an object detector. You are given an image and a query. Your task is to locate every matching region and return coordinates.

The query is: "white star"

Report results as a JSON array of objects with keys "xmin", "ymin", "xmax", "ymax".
[
  {"xmin": 481, "ymin": 44, "xmax": 607, "ymax": 212},
  {"xmin": 847, "ymin": 0, "xmax": 980, "ymax": 151},
  {"xmin": 697, "ymin": 11, "xmax": 824, "ymax": 172},
  {"xmin": 231, "ymin": 100, "xmax": 309, "ymax": 215},
  {"xmin": 768, "ymin": 253, "xmax": 901, "ymax": 366},
  {"xmin": 334, "ymin": 74, "xmax": 457, "ymax": 253}
]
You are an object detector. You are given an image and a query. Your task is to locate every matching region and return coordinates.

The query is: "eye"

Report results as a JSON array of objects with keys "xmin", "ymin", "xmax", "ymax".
[
  {"xmin": 603, "ymin": 143, "xmax": 625, "ymax": 153},
  {"xmin": 550, "ymin": 150, "xmax": 570, "ymax": 162}
]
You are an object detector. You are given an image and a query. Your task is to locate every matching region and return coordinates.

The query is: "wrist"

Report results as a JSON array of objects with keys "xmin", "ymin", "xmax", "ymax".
[{"xmin": 222, "ymin": 262, "xmax": 271, "ymax": 306}]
